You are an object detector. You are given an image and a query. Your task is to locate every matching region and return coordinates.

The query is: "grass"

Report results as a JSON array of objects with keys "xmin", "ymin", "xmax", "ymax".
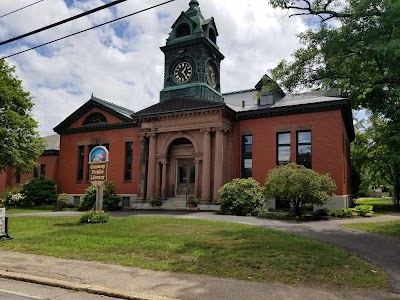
[
  {"xmin": 345, "ymin": 221, "xmax": 400, "ymax": 237},
  {"xmin": 355, "ymin": 198, "xmax": 400, "ymax": 215},
  {"xmin": 0, "ymin": 216, "xmax": 387, "ymax": 289},
  {"xmin": 4, "ymin": 205, "xmax": 55, "ymax": 214}
]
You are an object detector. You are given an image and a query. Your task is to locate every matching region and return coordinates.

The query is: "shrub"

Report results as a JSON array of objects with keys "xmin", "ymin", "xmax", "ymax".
[
  {"xmin": 353, "ymin": 205, "xmax": 374, "ymax": 217},
  {"xmin": 80, "ymin": 211, "xmax": 110, "ymax": 223},
  {"xmin": 331, "ymin": 208, "xmax": 354, "ymax": 218},
  {"xmin": 54, "ymin": 193, "xmax": 70, "ymax": 211},
  {"xmin": 188, "ymin": 196, "xmax": 200, "ymax": 207},
  {"xmin": 2, "ymin": 187, "xmax": 22, "ymax": 206},
  {"xmin": 78, "ymin": 182, "xmax": 121, "ymax": 211},
  {"xmin": 218, "ymin": 178, "xmax": 268, "ymax": 216},
  {"xmin": 149, "ymin": 196, "xmax": 162, "ymax": 206},
  {"xmin": 264, "ymin": 163, "xmax": 336, "ymax": 217},
  {"xmin": 21, "ymin": 176, "xmax": 57, "ymax": 206},
  {"xmin": 8, "ymin": 193, "xmax": 26, "ymax": 207},
  {"xmin": 314, "ymin": 208, "xmax": 331, "ymax": 217},
  {"xmin": 0, "ymin": 198, "xmax": 4, "ymax": 208}
]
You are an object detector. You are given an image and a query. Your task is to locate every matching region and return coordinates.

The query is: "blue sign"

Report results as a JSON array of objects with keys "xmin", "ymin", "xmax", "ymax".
[{"xmin": 89, "ymin": 146, "xmax": 109, "ymax": 163}]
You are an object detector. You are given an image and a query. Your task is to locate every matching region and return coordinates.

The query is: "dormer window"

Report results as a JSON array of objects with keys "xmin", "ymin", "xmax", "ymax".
[
  {"xmin": 259, "ymin": 94, "xmax": 274, "ymax": 106},
  {"xmin": 176, "ymin": 23, "xmax": 191, "ymax": 38},
  {"xmin": 208, "ymin": 27, "xmax": 216, "ymax": 44},
  {"xmin": 83, "ymin": 112, "xmax": 107, "ymax": 126}
]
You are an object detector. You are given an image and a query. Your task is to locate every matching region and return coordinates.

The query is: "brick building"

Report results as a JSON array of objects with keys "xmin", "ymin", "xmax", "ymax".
[{"xmin": 0, "ymin": 0, "xmax": 354, "ymax": 210}]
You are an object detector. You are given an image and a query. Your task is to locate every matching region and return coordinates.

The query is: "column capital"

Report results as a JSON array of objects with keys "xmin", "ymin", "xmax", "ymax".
[
  {"xmin": 139, "ymin": 132, "xmax": 147, "ymax": 138},
  {"xmin": 213, "ymin": 127, "xmax": 227, "ymax": 133},
  {"xmin": 200, "ymin": 127, "xmax": 212, "ymax": 134},
  {"xmin": 146, "ymin": 132, "xmax": 156, "ymax": 138},
  {"xmin": 161, "ymin": 159, "xmax": 168, "ymax": 165}
]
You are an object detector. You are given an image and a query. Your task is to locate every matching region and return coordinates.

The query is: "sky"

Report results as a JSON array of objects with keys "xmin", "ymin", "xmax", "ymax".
[{"xmin": 0, "ymin": 0, "xmax": 309, "ymax": 136}]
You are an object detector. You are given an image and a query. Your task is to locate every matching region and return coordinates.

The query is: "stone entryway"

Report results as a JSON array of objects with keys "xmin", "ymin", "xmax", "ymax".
[{"xmin": 176, "ymin": 158, "xmax": 195, "ymax": 196}]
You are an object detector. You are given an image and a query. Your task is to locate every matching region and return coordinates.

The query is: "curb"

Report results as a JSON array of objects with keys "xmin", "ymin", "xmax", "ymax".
[{"xmin": 0, "ymin": 270, "xmax": 179, "ymax": 300}]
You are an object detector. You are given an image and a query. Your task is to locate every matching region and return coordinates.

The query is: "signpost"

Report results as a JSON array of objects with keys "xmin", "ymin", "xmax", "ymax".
[
  {"xmin": 89, "ymin": 146, "xmax": 109, "ymax": 211},
  {"xmin": 0, "ymin": 208, "xmax": 12, "ymax": 239}
]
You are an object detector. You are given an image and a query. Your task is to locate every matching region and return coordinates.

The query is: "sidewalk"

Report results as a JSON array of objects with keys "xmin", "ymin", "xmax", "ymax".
[
  {"xmin": 3, "ymin": 211, "xmax": 400, "ymax": 299},
  {"xmin": 0, "ymin": 251, "xmax": 399, "ymax": 300}
]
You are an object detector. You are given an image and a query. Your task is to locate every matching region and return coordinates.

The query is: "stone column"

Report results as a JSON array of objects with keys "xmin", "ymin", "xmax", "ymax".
[
  {"xmin": 137, "ymin": 133, "xmax": 148, "ymax": 200},
  {"xmin": 155, "ymin": 161, "xmax": 161, "ymax": 198},
  {"xmin": 213, "ymin": 127, "xmax": 224, "ymax": 201},
  {"xmin": 201, "ymin": 128, "xmax": 212, "ymax": 201},
  {"xmin": 194, "ymin": 159, "xmax": 201, "ymax": 198},
  {"xmin": 161, "ymin": 160, "xmax": 168, "ymax": 199},
  {"xmin": 146, "ymin": 132, "xmax": 157, "ymax": 199}
]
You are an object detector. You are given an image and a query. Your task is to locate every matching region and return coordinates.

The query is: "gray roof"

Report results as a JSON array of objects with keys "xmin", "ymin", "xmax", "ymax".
[
  {"xmin": 223, "ymin": 89, "xmax": 345, "ymax": 112},
  {"xmin": 43, "ymin": 134, "xmax": 60, "ymax": 151},
  {"xmin": 91, "ymin": 95, "xmax": 134, "ymax": 119}
]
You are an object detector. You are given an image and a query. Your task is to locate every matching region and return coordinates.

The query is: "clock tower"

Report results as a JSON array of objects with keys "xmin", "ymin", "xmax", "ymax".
[{"xmin": 160, "ymin": 0, "xmax": 224, "ymax": 103}]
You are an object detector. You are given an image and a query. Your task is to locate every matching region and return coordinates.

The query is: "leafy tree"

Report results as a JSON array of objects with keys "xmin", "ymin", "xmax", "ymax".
[
  {"xmin": 264, "ymin": 163, "xmax": 336, "ymax": 216},
  {"xmin": 0, "ymin": 59, "xmax": 45, "ymax": 173},
  {"xmin": 268, "ymin": 0, "xmax": 400, "ymax": 121},
  {"xmin": 218, "ymin": 178, "xmax": 268, "ymax": 216},
  {"xmin": 351, "ymin": 114, "xmax": 400, "ymax": 205},
  {"xmin": 21, "ymin": 176, "xmax": 58, "ymax": 206}
]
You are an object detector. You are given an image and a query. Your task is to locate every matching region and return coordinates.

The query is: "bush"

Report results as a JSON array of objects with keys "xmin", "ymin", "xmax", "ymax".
[
  {"xmin": 149, "ymin": 196, "xmax": 162, "ymax": 206},
  {"xmin": 313, "ymin": 208, "xmax": 331, "ymax": 217},
  {"xmin": 8, "ymin": 193, "xmax": 26, "ymax": 207},
  {"xmin": 21, "ymin": 176, "xmax": 57, "ymax": 206},
  {"xmin": 264, "ymin": 163, "xmax": 336, "ymax": 217},
  {"xmin": 54, "ymin": 193, "xmax": 70, "ymax": 211},
  {"xmin": 2, "ymin": 187, "xmax": 22, "ymax": 206},
  {"xmin": 331, "ymin": 208, "xmax": 354, "ymax": 218},
  {"xmin": 80, "ymin": 211, "xmax": 110, "ymax": 223},
  {"xmin": 78, "ymin": 182, "xmax": 121, "ymax": 211},
  {"xmin": 353, "ymin": 205, "xmax": 374, "ymax": 217},
  {"xmin": 218, "ymin": 178, "xmax": 268, "ymax": 216}
]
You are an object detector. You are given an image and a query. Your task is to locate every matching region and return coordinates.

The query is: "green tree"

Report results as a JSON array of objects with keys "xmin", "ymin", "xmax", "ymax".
[
  {"xmin": 268, "ymin": 0, "xmax": 400, "ymax": 119},
  {"xmin": 264, "ymin": 163, "xmax": 336, "ymax": 216},
  {"xmin": 0, "ymin": 59, "xmax": 44, "ymax": 173},
  {"xmin": 21, "ymin": 176, "xmax": 58, "ymax": 206}
]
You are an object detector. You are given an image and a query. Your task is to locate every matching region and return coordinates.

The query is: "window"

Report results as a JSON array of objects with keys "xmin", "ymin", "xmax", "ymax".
[
  {"xmin": 242, "ymin": 135, "xmax": 252, "ymax": 178},
  {"xmin": 297, "ymin": 131, "xmax": 312, "ymax": 169},
  {"xmin": 259, "ymin": 94, "xmax": 274, "ymax": 106},
  {"xmin": 87, "ymin": 144, "xmax": 98, "ymax": 181},
  {"xmin": 124, "ymin": 142, "xmax": 133, "ymax": 181},
  {"xmin": 33, "ymin": 166, "xmax": 39, "ymax": 178},
  {"xmin": 77, "ymin": 146, "xmax": 85, "ymax": 182},
  {"xmin": 82, "ymin": 113, "xmax": 107, "ymax": 126},
  {"xmin": 73, "ymin": 196, "xmax": 81, "ymax": 206},
  {"xmin": 209, "ymin": 27, "xmax": 216, "ymax": 44},
  {"xmin": 277, "ymin": 132, "xmax": 291, "ymax": 165},
  {"xmin": 122, "ymin": 197, "xmax": 131, "ymax": 208},
  {"xmin": 40, "ymin": 164, "xmax": 46, "ymax": 176},
  {"xmin": 176, "ymin": 23, "xmax": 190, "ymax": 38},
  {"xmin": 15, "ymin": 172, "xmax": 21, "ymax": 184}
]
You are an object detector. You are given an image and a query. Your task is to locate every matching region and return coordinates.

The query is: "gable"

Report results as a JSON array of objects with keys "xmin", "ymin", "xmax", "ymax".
[{"xmin": 53, "ymin": 96, "xmax": 135, "ymax": 134}]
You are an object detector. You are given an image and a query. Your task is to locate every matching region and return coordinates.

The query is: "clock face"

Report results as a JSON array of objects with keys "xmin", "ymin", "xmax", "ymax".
[
  {"xmin": 173, "ymin": 61, "xmax": 193, "ymax": 83},
  {"xmin": 206, "ymin": 63, "xmax": 217, "ymax": 88}
]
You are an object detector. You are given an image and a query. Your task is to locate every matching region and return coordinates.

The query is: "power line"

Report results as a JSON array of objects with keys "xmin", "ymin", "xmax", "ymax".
[
  {"xmin": 0, "ymin": 0, "xmax": 45, "ymax": 19},
  {"xmin": 1, "ymin": 0, "xmax": 176, "ymax": 60},
  {"xmin": 0, "ymin": 0, "xmax": 127, "ymax": 46}
]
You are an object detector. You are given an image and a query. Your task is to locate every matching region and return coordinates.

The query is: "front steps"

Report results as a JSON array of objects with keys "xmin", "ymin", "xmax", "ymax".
[{"xmin": 132, "ymin": 198, "xmax": 220, "ymax": 211}]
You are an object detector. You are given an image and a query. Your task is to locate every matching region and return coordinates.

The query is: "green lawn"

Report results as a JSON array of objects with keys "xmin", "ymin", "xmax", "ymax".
[
  {"xmin": 345, "ymin": 221, "xmax": 400, "ymax": 237},
  {"xmin": 0, "ymin": 216, "xmax": 387, "ymax": 289},
  {"xmin": 5, "ymin": 205, "xmax": 55, "ymax": 214},
  {"xmin": 355, "ymin": 198, "xmax": 400, "ymax": 215}
]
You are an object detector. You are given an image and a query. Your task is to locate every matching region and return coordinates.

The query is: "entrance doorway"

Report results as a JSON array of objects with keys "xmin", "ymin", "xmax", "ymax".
[{"xmin": 176, "ymin": 158, "xmax": 195, "ymax": 196}]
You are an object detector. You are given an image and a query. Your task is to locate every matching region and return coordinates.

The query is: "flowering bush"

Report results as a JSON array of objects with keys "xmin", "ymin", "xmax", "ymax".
[
  {"xmin": 0, "ymin": 198, "xmax": 4, "ymax": 208},
  {"xmin": 8, "ymin": 193, "xmax": 26, "ymax": 206},
  {"xmin": 79, "ymin": 211, "xmax": 110, "ymax": 224}
]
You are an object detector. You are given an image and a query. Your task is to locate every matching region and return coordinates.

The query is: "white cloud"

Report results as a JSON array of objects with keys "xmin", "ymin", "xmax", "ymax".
[{"xmin": 0, "ymin": 0, "xmax": 308, "ymax": 136}]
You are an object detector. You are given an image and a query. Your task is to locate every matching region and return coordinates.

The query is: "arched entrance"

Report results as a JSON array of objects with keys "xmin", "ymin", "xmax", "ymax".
[{"xmin": 167, "ymin": 138, "xmax": 196, "ymax": 198}]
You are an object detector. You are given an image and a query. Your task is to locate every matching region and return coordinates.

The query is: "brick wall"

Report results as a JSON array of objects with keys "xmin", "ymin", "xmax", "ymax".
[{"xmin": 233, "ymin": 109, "xmax": 350, "ymax": 196}]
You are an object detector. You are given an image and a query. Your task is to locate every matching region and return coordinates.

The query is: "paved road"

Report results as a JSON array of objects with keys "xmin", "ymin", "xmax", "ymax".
[{"xmin": 0, "ymin": 278, "xmax": 119, "ymax": 300}]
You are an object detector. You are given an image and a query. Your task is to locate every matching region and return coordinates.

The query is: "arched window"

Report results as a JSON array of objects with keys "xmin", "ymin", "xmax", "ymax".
[
  {"xmin": 176, "ymin": 23, "xmax": 191, "ymax": 38},
  {"xmin": 208, "ymin": 27, "xmax": 216, "ymax": 44},
  {"xmin": 83, "ymin": 112, "xmax": 107, "ymax": 126}
]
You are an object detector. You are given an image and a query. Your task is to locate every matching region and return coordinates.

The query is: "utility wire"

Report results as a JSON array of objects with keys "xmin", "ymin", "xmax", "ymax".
[
  {"xmin": 0, "ymin": 0, "xmax": 127, "ymax": 46},
  {"xmin": 0, "ymin": 0, "xmax": 45, "ymax": 19},
  {"xmin": 1, "ymin": 0, "xmax": 176, "ymax": 60}
]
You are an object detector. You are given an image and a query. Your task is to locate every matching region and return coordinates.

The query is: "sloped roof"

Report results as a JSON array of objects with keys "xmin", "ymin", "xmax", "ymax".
[
  {"xmin": 223, "ymin": 89, "xmax": 258, "ymax": 107},
  {"xmin": 132, "ymin": 97, "xmax": 226, "ymax": 118},
  {"xmin": 53, "ymin": 95, "xmax": 134, "ymax": 133},
  {"xmin": 43, "ymin": 134, "xmax": 60, "ymax": 151}
]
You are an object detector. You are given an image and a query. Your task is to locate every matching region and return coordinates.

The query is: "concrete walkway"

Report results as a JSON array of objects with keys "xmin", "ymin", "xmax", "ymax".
[{"xmin": 3, "ymin": 210, "xmax": 400, "ymax": 300}]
